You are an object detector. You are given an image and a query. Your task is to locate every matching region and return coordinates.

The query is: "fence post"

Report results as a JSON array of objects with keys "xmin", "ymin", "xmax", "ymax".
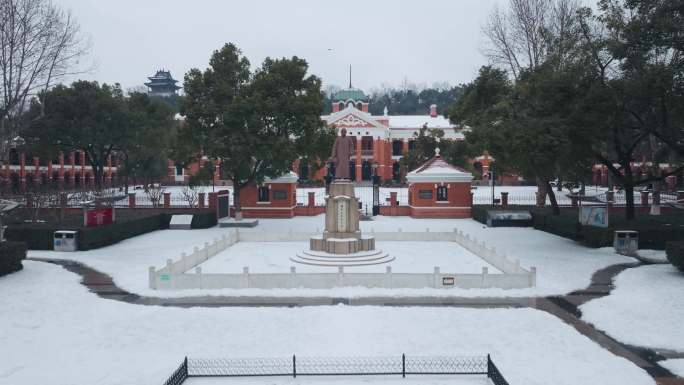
[
  {"xmin": 198, "ymin": 192, "xmax": 205, "ymax": 209},
  {"xmin": 163, "ymin": 192, "xmax": 171, "ymax": 208},
  {"xmin": 500, "ymin": 192, "xmax": 508, "ymax": 209},
  {"xmin": 308, "ymin": 192, "xmax": 315, "ymax": 207},
  {"xmin": 293, "ymin": 354, "xmax": 297, "ymax": 378},
  {"xmin": 128, "ymin": 192, "xmax": 136, "ymax": 208},
  {"xmin": 487, "ymin": 354, "xmax": 492, "ymax": 378},
  {"xmin": 184, "ymin": 356, "xmax": 189, "ymax": 378},
  {"xmin": 402, "ymin": 354, "xmax": 406, "ymax": 378}
]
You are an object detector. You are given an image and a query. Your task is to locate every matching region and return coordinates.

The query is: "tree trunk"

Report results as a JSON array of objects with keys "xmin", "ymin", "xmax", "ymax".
[
  {"xmin": 545, "ymin": 180, "xmax": 560, "ymax": 215},
  {"xmin": 232, "ymin": 177, "xmax": 241, "ymax": 220},
  {"xmin": 624, "ymin": 183, "xmax": 635, "ymax": 220}
]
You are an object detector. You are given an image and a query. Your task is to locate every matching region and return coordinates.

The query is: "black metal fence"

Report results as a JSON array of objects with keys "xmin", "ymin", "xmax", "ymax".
[{"xmin": 162, "ymin": 354, "xmax": 510, "ymax": 384}]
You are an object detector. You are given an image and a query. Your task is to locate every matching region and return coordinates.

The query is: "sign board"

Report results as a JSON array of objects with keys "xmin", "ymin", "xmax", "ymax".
[
  {"xmin": 579, "ymin": 206, "xmax": 609, "ymax": 228},
  {"xmin": 273, "ymin": 190, "xmax": 288, "ymax": 200},
  {"xmin": 442, "ymin": 277, "xmax": 455, "ymax": 286},
  {"xmin": 160, "ymin": 274, "xmax": 170, "ymax": 281},
  {"xmin": 336, "ymin": 199, "xmax": 348, "ymax": 232},
  {"xmin": 84, "ymin": 207, "xmax": 114, "ymax": 227}
]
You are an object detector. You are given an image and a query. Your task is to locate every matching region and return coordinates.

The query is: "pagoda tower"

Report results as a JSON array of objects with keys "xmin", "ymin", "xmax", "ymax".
[{"xmin": 145, "ymin": 69, "xmax": 181, "ymax": 97}]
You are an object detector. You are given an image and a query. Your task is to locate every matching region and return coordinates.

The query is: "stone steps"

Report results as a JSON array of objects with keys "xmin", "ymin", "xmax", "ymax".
[{"xmin": 290, "ymin": 250, "xmax": 394, "ymax": 267}]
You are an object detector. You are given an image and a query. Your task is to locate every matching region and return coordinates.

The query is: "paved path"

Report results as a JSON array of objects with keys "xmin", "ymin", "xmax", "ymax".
[{"xmin": 28, "ymin": 257, "xmax": 684, "ymax": 384}]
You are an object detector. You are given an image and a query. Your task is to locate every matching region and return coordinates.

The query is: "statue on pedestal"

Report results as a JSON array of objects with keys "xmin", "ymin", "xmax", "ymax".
[{"xmin": 330, "ymin": 128, "xmax": 354, "ymax": 180}]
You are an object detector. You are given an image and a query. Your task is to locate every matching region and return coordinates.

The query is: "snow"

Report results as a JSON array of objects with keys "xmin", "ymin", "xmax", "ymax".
[
  {"xmin": 580, "ymin": 264, "xmax": 684, "ymax": 350},
  {"xmin": 28, "ymin": 216, "xmax": 635, "ymax": 298},
  {"xmin": 196, "ymin": 241, "xmax": 500, "ymax": 274},
  {"xmin": 0, "ymin": 261, "xmax": 655, "ymax": 385},
  {"xmin": 186, "ymin": 377, "xmax": 489, "ymax": 384},
  {"xmin": 661, "ymin": 359, "xmax": 684, "ymax": 378}
]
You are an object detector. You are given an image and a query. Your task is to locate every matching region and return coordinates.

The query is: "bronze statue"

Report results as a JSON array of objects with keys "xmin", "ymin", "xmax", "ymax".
[{"xmin": 330, "ymin": 128, "xmax": 355, "ymax": 180}]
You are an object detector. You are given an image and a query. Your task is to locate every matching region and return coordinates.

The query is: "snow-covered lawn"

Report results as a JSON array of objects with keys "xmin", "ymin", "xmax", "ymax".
[
  {"xmin": 185, "ymin": 377, "xmax": 490, "ymax": 384},
  {"xmin": 0, "ymin": 261, "xmax": 654, "ymax": 385},
  {"xmin": 661, "ymin": 359, "xmax": 684, "ymax": 378},
  {"xmin": 27, "ymin": 216, "xmax": 635, "ymax": 297},
  {"xmin": 197, "ymin": 241, "xmax": 499, "ymax": 274},
  {"xmin": 580, "ymin": 264, "xmax": 684, "ymax": 351}
]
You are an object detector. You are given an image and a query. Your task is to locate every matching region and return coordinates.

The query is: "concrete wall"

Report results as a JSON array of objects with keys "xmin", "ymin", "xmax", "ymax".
[{"xmin": 150, "ymin": 228, "xmax": 536, "ymax": 291}]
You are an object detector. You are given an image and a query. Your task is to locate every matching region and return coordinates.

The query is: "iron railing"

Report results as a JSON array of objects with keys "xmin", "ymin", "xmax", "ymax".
[{"xmin": 162, "ymin": 354, "xmax": 510, "ymax": 384}]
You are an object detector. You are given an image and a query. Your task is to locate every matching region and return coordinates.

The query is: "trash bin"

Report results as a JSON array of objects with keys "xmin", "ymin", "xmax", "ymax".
[
  {"xmin": 54, "ymin": 230, "xmax": 78, "ymax": 251},
  {"xmin": 614, "ymin": 230, "xmax": 638, "ymax": 256}
]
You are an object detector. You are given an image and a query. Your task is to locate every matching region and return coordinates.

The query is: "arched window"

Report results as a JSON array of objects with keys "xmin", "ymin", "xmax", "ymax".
[{"xmin": 357, "ymin": 102, "xmax": 362, "ymax": 110}]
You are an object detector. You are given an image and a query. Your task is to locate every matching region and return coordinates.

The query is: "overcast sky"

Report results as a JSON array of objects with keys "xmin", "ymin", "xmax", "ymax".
[{"xmin": 57, "ymin": 0, "xmax": 507, "ymax": 93}]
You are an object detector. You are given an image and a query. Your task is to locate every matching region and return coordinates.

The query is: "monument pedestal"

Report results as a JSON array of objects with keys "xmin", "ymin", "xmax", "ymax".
[{"xmin": 292, "ymin": 180, "xmax": 392, "ymax": 267}]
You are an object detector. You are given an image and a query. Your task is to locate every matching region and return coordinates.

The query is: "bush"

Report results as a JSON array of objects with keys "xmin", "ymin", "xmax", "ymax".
[
  {"xmin": 191, "ymin": 211, "xmax": 217, "ymax": 229},
  {"xmin": 472, "ymin": 206, "xmax": 489, "ymax": 224},
  {"xmin": 79, "ymin": 214, "xmax": 166, "ymax": 250},
  {"xmin": 0, "ymin": 241, "xmax": 27, "ymax": 276},
  {"xmin": 666, "ymin": 241, "xmax": 684, "ymax": 271},
  {"xmin": 4, "ymin": 227, "xmax": 55, "ymax": 250}
]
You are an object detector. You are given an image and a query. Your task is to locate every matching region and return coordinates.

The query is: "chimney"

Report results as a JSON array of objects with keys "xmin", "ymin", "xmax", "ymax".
[{"xmin": 429, "ymin": 104, "xmax": 437, "ymax": 118}]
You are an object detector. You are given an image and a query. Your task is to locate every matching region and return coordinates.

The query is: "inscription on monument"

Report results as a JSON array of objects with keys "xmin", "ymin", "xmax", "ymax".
[{"xmin": 336, "ymin": 199, "xmax": 348, "ymax": 232}]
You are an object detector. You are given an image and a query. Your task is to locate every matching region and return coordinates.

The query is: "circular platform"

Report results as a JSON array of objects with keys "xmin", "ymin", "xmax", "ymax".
[{"xmin": 290, "ymin": 249, "xmax": 394, "ymax": 267}]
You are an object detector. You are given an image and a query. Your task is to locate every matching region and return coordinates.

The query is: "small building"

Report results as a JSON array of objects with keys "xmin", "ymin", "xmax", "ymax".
[
  {"xmin": 238, "ymin": 172, "xmax": 299, "ymax": 218},
  {"xmin": 145, "ymin": 70, "xmax": 181, "ymax": 97},
  {"xmin": 406, "ymin": 149, "xmax": 473, "ymax": 218}
]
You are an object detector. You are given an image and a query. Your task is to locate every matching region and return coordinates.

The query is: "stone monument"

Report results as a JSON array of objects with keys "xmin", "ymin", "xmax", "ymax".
[{"xmin": 291, "ymin": 129, "xmax": 393, "ymax": 267}]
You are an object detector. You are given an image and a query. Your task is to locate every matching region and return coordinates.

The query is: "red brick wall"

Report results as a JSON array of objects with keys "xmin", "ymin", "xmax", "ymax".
[
  {"xmin": 239, "ymin": 182, "xmax": 297, "ymax": 218},
  {"xmin": 408, "ymin": 182, "xmax": 472, "ymax": 218}
]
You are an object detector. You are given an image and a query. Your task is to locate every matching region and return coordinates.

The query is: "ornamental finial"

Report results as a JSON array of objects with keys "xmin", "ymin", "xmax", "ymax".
[{"xmin": 435, "ymin": 147, "xmax": 441, "ymax": 157}]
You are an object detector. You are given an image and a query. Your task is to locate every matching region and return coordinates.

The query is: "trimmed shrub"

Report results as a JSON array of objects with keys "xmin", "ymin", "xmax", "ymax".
[
  {"xmin": 666, "ymin": 241, "xmax": 684, "ymax": 271},
  {"xmin": 472, "ymin": 206, "xmax": 489, "ymax": 224},
  {"xmin": 0, "ymin": 241, "xmax": 27, "ymax": 276},
  {"xmin": 191, "ymin": 211, "xmax": 217, "ymax": 229},
  {"xmin": 78, "ymin": 214, "xmax": 166, "ymax": 250},
  {"xmin": 4, "ymin": 227, "xmax": 55, "ymax": 250}
]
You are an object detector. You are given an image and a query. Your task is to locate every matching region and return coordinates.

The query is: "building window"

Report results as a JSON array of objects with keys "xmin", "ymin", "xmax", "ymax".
[
  {"xmin": 408, "ymin": 140, "xmax": 416, "ymax": 151},
  {"xmin": 392, "ymin": 140, "xmax": 403, "ymax": 156},
  {"xmin": 437, "ymin": 186, "xmax": 448, "ymax": 201},
  {"xmin": 419, "ymin": 189, "xmax": 433, "ymax": 200},
  {"xmin": 258, "ymin": 186, "xmax": 269, "ymax": 202},
  {"xmin": 272, "ymin": 190, "xmax": 287, "ymax": 200},
  {"xmin": 175, "ymin": 165, "xmax": 184, "ymax": 176}
]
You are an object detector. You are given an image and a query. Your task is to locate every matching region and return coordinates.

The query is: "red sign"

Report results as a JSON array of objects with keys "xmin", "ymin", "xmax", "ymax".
[{"xmin": 84, "ymin": 208, "xmax": 114, "ymax": 227}]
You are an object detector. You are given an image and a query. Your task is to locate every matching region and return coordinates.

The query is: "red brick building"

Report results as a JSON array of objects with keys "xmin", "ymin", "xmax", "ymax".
[
  {"xmin": 405, "ymin": 149, "xmax": 474, "ymax": 218},
  {"xmin": 298, "ymin": 87, "xmax": 464, "ymax": 183}
]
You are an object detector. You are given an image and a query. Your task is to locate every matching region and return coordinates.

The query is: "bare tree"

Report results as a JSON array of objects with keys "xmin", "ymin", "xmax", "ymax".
[
  {"xmin": 0, "ymin": 0, "xmax": 89, "ymax": 163},
  {"xmin": 482, "ymin": 0, "xmax": 581, "ymax": 78}
]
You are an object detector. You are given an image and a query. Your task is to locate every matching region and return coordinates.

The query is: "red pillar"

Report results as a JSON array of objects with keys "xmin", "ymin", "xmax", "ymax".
[
  {"xmin": 501, "ymin": 192, "xmax": 509, "ymax": 209},
  {"xmin": 208, "ymin": 192, "xmax": 217, "ymax": 210},
  {"xmin": 390, "ymin": 192, "xmax": 398, "ymax": 207},
  {"xmin": 355, "ymin": 137, "xmax": 362, "ymax": 182},
  {"xmin": 308, "ymin": 192, "xmax": 315, "ymax": 207},
  {"xmin": 163, "ymin": 192, "xmax": 171, "ymax": 208},
  {"xmin": 640, "ymin": 191, "xmax": 649, "ymax": 206},
  {"xmin": 128, "ymin": 193, "xmax": 136, "ymax": 208}
]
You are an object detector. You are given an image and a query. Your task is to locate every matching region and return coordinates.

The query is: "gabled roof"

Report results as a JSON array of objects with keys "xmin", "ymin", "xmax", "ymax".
[
  {"xmin": 406, "ymin": 150, "xmax": 473, "ymax": 183},
  {"xmin": 324, "ymin": 105, "xmax": 387, "ymax": 130},
  {"xmin": 388, "ymin": 115, "xmax": 454, "ymax": 129}
]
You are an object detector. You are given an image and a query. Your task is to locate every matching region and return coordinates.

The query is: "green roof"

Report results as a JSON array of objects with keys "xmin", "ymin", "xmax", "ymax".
[{"xmin": 333, "ymin": 88, "xmax": 368, "ymax": 102}]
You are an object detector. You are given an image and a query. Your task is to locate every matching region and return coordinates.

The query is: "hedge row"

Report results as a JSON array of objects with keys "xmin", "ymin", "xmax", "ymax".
[
  {"xmin": 473, "ymin": 205, "xmax": 682, "ymax": 249},
  {"xmin": 0, "ymin": 241, "xmax": 27, "ymax": 276},
  {"xmin": 6, "ymin": 211, "xmax": 217, "ymax": 250},
  {"xmin": 666, "ymin": 241, "xmax": 684, "ymax": 271},
  {"xmin": 531, "ymin": 210, "xmax": 684, "ymax": 249}
]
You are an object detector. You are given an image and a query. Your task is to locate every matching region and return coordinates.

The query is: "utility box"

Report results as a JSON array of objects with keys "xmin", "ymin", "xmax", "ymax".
[
  {"xmin": 54, "ymin": 230, "xmax": 78, "ymax": 251},
  {"xmin": 614, "ymin": 230, "xmax": 638, "ymax": 256}
]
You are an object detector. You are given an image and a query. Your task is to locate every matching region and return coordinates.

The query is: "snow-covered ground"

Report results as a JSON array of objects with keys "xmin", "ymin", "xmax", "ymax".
[
  {"xmin": 580, "ymin": 264, "xmax": 684, "ymax": 351},
  {"xmin": 661, "ymin": 359, "xmax": 684, "ymax": 378},
  {"xmin": 27, "ymin": 216, "xmax": 635, "ymax": 298},
  {"xmin": 186, "ymin": 376, "xmax": 491, "ymax": 384},
  {"xmin": 0, "ymin": 261, "xmax": 655, "ymax": 385},
  {"xmin": 197, "ymin": 241, "xmax": 499, "ymax": 274}
]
